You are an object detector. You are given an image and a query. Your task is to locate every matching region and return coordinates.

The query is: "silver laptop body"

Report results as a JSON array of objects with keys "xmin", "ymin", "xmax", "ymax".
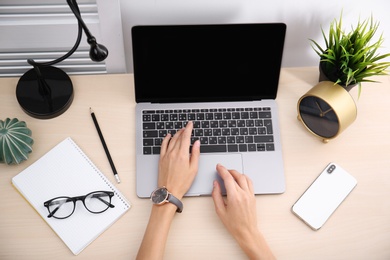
[{"xmin": 132, "ymin": 23, "xmax": 286, "ymax": 198}]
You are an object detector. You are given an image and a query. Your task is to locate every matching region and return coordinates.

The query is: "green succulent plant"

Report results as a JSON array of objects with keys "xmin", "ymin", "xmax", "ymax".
[
  {"xmin": 310, "ymin": 12, "xmax": 390, "ymax": 96},
  {"xmin": 0, "ymin": 118, "xmax": 33, "ymax": 165}
]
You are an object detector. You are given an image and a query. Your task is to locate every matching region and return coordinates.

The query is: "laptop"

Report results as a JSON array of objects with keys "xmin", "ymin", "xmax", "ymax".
[{"xmin": 132, "ymin": 23, "xmax": 286, "ymax": 198}]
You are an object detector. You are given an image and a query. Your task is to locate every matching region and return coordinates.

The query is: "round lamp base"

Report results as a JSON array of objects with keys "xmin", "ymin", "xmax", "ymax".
[{"xmin": 16, "ymin": 66, "xmax": 74, "ymax": 119}]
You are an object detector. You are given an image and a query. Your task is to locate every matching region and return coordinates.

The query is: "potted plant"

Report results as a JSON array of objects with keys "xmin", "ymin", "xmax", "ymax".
[
  {"xmin": 310, "ymin": 13, "xmax": 390, "ymax": 95},
  {"xmin": 0, "ymin": 118, "xmax": 33, "ymax": 165}
]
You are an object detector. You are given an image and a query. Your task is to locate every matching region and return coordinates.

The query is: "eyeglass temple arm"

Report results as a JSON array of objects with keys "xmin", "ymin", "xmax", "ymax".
[
  {"xmin": 47, "ymin": 205, "xmax": 60, "ymax": 218},
  {"xmin": 92, "ymin": 194, "xmax": 115, "ymax": 208}
]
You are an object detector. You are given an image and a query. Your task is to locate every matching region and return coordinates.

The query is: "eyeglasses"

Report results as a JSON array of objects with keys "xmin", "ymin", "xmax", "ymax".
[{"xmin": 43, "ymin": 191, "xmax": 115, "ymax": 219}]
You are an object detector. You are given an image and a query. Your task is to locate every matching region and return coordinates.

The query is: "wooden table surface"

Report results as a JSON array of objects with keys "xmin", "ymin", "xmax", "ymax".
[{"xmin": 1, "ymin": 67, "xmax": 389, "ymax": 259}]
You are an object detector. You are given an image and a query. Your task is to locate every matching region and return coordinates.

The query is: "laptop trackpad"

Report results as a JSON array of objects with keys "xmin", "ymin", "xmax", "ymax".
[{"xmin": 186, "ymin": 154, "xmax": 243, "ymax": 196}]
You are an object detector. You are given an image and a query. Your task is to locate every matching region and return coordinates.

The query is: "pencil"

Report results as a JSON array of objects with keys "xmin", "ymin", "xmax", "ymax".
[{"xmin": 90, "ymin": 107, "xmax": 121, "ymax": 184}]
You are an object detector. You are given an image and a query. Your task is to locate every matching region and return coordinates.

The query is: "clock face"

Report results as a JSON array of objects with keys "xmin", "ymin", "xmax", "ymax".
[
  {"xmin": 151, "ymin": 188, "xmax": 168, "ymax": 204},
  {"xmin": 299, "ymin": 96, "xmax": 339, "ymax": 138}
]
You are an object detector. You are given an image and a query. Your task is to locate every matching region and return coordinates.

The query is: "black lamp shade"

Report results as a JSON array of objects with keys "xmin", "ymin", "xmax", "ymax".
[{"xmin": 89, "ymin": 42, "xmax": 109, "ymax": 62}]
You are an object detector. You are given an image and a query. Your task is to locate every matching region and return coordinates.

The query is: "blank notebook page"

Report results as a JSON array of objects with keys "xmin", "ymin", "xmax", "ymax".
[{"xmin": 12, "ymin": 137, "xmax": 131, "ymax": 255}]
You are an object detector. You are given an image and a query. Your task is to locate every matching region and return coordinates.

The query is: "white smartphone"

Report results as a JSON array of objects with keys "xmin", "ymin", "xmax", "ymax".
[{"xmin": 292, "ymin": 163, "xmax": 357, "ymax": 230}]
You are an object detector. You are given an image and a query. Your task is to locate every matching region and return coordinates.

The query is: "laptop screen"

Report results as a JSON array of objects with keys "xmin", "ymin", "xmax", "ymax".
[{"xmin": 132, "ymin": 23, "xmax": 286, "ymax": 103}]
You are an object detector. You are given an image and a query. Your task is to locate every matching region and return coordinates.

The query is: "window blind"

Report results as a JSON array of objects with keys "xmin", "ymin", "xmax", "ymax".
[{"xmin": 0, "ymin": 0, "xmax": 108, "ymax": 77}]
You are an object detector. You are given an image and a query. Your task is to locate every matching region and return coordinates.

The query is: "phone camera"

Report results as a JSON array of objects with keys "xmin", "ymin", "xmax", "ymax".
[{"xmin": 327, "ymin": 164, "xmax": 336, "ymax": 174}]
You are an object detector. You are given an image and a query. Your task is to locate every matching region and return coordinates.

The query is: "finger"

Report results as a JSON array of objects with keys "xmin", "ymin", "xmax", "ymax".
[
  {"xmin": 216, "ymin": 164, "xmax": 238, "ymax": 194},
  {"xmin": 229, "ymin": 169, "xmax": 250, "ymax": 191},
  {"xmin": 190, "ymin": 139, "xmax": 200, "ymax": 170},
  {"xmin": 178, "ymin": 121, "xmax": 193, "ymax": 152},
  {"xmin": 166, "ymin": 127, "xmax": 184, "ymax": 152},
  {"xmin": 211, "ymin": 180, "xmax": 226, "ymax": 217},
  {"xmin": 159, "ymin": 133, "xmax": 171, "ymax": 158},
  {"xmin": 246, "ymin": 175, "xmax": 255, "ymax": 194}
]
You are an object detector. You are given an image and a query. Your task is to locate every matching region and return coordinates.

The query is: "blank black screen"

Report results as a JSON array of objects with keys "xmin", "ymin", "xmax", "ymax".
[{"xmin": 132, "ymin": 23, "xmax": 286, "ymax": 103}]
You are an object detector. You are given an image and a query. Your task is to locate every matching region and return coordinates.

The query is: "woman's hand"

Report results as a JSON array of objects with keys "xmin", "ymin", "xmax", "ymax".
[
  {"xmin": 158, "ymin": 121, "xmax": 200, "ymax": 199},
  {"xmin": 212, "ymin": 164, "xmax": 275, "ymax": 260}
]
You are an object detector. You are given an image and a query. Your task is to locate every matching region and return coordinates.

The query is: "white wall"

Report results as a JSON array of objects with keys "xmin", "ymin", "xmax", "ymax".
[{"xmin": 119, "ymin": 0, "xmax": 390, "ymax": 73}]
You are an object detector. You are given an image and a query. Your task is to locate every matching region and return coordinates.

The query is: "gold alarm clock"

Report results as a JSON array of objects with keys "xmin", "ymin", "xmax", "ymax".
[{"xmin": 297, "ymin": 81, "xmax": 357, "ymax": 143}]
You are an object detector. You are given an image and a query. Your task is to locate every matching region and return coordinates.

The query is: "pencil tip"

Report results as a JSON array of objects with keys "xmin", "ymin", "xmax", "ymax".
[{"xmin": 90, "ymin": 107, "xmax": 93, "ymax": 113}]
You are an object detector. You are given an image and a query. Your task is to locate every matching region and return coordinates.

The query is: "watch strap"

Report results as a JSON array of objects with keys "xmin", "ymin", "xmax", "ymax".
[{"xmin": 167, "ymin": 193, "xmax": 183, "ymax": 213}]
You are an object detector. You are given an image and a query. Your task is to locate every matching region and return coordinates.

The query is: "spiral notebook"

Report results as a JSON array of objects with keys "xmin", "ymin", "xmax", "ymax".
[{"xmin": 12, "ymin": 137, "xmax": 131, "ymax": 255}]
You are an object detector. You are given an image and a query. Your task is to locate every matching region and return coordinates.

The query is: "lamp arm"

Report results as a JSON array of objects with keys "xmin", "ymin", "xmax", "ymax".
[
  {"xmin": 67, "ymin": 0, "xmax": 94, "ymax": 41},
  {"xmin": 27, "ymin": 2, "xmax": 84, "ymax": 67},
  {"xmin": 27, "ymin": 0, "xmax": 108, "ymax": 67},
  {"xmin": 67, "ymin": 0, "xmax": 108, "ymax": 62}
]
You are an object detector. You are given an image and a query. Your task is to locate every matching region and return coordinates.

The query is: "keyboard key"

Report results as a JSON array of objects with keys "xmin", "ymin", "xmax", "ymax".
[
  {"xmin": 200, "ymin": 137, "xmax": 209, "ymax": 144},
  {"xmin": 232, "ymin": 112, "xmax": 240, "ymax": 119},
  {"xmin": 174, "ymin": 122, "xmax": 183, "ymax": 129},
  {"xmin": 250, "ymin": 112, "xmax": 258, "ymax": 119},
  {"xmin": 143, "ymin": 130, "xmax": 158, "ymax": 138},
  {"xmin": 153, "ymin": 147, "xmax": 161, "ymax": 154},
  {"xmin": 179, "ymin": 114, "xmax": 187, "ymax": 121},
  {"xmin": 204, "ymin": 129, "xmax": 213, "ymax": 136},
  {"xmin": 194, "ymin": 129, "xmax": 204, "ymax": 136},
  {"xmin": 228, "ymin": 144, "xmax": 238, "ymax": 152},
  {"xmin": 188, "ymin": 113, "xmax": 196, "ymax": 120},
  {"xmin": 258, "ymin": 127, "xmax": 266, "ymax": 135},
  {"xmin": 209, "ymin": 137, "xmax": 218, "ymax": 144},
  {"xmin": 258, "ymin": 112, "xmax": 271, "ymax": 118},
  {"xmin": 254, "ymin": 136, "xmax": 274, "ymax": 143},
  {"xmin": 214, "ymin": 113, "xmax": 222, "ymax": 120},
  {"xmin": 143, "ymin": 114, "xmax": 151, "ymax": 121},
  {"xmin": 241, "ymin": 112, "xmax": 249, "ymax": 119},
  {"xmin": 227, "ymin": 136, "xmax": 236, "ymax": 143},
  {"xmin": 155, "ymin": 138, "xmax": 163, "ymax": 146},
  {"xmin": 239, "ymin": 144, "xmax": 248, "ymax": 152},
  {"xmin": 143, "ymin": 139, "xmax": 154, "ymax": 146},
  {"xmin": 236, "ymin": 136, "xmax": 245, "ymax": 143},
  {"xmin": 165, "ymin": 122, "xmax": 173, "ymax": 129},
  {"xmin": 257, "ymin": 144, "xmax": 266, "ymax": 151},
  {"xmin": 205, "ymin": 113, "xmax": 214, "ymax": 120},
  {"xmin": 200, "ymin": 145, "xmax": 227, "ymax": 153},
  {"xmin": 210, "ymin": 121, "xmax": 219, "ymax": 128},
  {"xmin": 156, "ymin": 122, "xmax": 165, "ymax": 129},
  {"xmin": 151, "ymin": 114, "xmax": 160, "ymax": 121},
  {"xmin": 231, "ymin": 128, "xmax": 239, "ymax": 135},
  {"xmin": 213, "ymin": 129, "xmax": 222, "ymax": 136},
  {"xmin": 143, "ymin": 122, "xmax": 156, "ymax": 129},
  {"xmin": 219, "ymin": 120, "xmax": 228, "ymax": 128},
  {"xmin": 201, "ymin": 121, "xmax": 210, "ymax": 128},
  {"xmin": 218, "ymin": 137, "xmax": 227, "ymax": 144},
  {"xmin": 143, "ymin": 147, "xmax": 152, "ymax": 154},
  {"xmin": 223, "ymin": 112, "xmax": 232, "ymax": 119},
  {"xmin": 237, "ymin": 120, "xmax": 245, "ymax": 127},
  {"xmin": 245, "ymin": 136, "xmax": 254, "ymax": 143},
  {"xmin": 240, "ymin": 127, "xmax": 248, "ymax": 135},
  {"xmin": 248, "ymin": 144, "xmax": 257, "ymax": 151},
  {"xmin": 196, "ymin": 113, "xmax": 205, "ymax": 120}
]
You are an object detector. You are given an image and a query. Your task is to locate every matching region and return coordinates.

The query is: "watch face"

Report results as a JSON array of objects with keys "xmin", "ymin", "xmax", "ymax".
[
  {"xmin": 151, "ymin": 188, "xmax": 168, "ymax": 204},
  {"xmin": 299, "ymin": 96, "xmax": 339, "ymax": 138}
]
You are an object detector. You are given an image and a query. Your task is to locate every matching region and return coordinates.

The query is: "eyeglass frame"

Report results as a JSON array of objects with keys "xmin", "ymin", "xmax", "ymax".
[{"xmin": 43, "ymin": 190, "xmax": 115, "ymax": 219}]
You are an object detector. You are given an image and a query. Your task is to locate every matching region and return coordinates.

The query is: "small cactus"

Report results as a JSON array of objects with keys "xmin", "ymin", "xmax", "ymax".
[{"xmin": 0, "ymin": 118, "xmax": 33, "ymax": 165}]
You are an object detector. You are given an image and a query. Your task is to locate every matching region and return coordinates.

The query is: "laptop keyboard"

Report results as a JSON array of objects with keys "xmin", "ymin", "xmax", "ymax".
[{"xmin": 142, "ymin": 107, "xmax": 275, "ymax": 155}]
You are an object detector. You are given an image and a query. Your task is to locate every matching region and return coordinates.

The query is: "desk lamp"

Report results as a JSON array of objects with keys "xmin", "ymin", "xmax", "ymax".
[{"xmin": 16, "ymin": 0, "xmax": 108, "ymax": 119}]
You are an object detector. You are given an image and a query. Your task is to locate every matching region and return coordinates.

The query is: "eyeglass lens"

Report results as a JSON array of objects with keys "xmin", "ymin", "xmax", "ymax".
[{"xmin": 46, "ymin": 191, "xmax": 113, "ymax": 219}]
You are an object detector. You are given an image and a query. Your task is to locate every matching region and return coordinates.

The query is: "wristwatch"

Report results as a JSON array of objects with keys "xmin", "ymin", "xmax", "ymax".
[{"xmin": 150, "ymin": 187, "xmax": 183, "ymax": 213}]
